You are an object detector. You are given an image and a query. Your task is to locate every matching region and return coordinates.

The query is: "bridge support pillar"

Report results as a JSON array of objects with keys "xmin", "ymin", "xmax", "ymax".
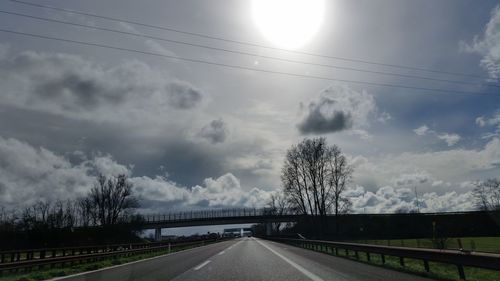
[
  {"xmin": 155, "ymin": 228, "xmax": 162, "ymax": 241},
  {"xmin": 265, "ymin": 223, "xmax": 272, "ymax": 236}
]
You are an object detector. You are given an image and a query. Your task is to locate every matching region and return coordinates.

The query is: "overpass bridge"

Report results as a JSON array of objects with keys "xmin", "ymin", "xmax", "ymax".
[{"xmin": 141, "ymin": 208, "xmax": 300, "ymax": 240}]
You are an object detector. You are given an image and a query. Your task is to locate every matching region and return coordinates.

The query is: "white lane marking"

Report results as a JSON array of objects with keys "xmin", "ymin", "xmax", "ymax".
[
  {"xmin": 194, "ymin": 260, "xmax": 211, "ymax": 270},
  {"xmin": 254, "ymin": 238, "xmax": 325, "ymax": 281},
  {"xmin": 218, "ymin": 251, "xmax": 225, "ymax": 255},
  {"xmin": 49, "ymin": 241, "xmax": 229, "ymax": 281}
]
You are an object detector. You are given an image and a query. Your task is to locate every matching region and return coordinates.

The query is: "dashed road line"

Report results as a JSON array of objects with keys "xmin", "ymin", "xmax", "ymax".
[
  {"xmin": 194, "ymin": 260, "xmax": 211, "ymax": 270},
  {"xmin": 254, "ymin": 238, "xmax": 325, "ymax": 281}
]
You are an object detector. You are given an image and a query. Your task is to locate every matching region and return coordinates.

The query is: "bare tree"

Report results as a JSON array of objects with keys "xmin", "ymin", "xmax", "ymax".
[
  {"xmin": 89, "ymin": 174, "xmax": 139, "ymax": 225},
  {"xmin": 268, "ymin": 192, "xmax": 289, "ymax": 233},
  {"xmin": 33, "ymin": 201, "xmax": 51, "ymax": 223},
  {"xmin": 473, "ymin": 178, "xmax": 500, "ymax": 211},
  {"xmin": 77, "ymin": 197, "xmax": 96, "ymax": 227},
  {"xmin": 328, "ymin": 145, "xmax": 353, "ymax": 216},
  {"xmin": 281, "ymin": 138, "xmax": 353, "ymax": 217}
]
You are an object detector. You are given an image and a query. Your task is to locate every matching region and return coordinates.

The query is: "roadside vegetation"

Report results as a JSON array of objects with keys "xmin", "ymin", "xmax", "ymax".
[
  {"xmin": 0, "ymin": 240, "xmax": 223, "ymax": 281},
  {"xmin": 0, "ymin": 174, "xmax": 144, "ymax": 249},
  {"xmin": 351, "ymin": 236, "xmax": 500, "ymax": 254},
  {"xmin": 298, "ymin": 241, "xmax": 500, "ymax": 281}
]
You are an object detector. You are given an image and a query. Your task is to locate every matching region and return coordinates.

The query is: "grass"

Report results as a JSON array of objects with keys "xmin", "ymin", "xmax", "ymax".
[
  {"xmin": 350, "ymin": 237, "xmax": 500, "ymax": 253},
  {"xmin": 297, "ymin": 240, "xmax": 500, "ymax": 281},
  {"xmin": 0, "ymin": 242, "xmax": 218, "ymax": 281}
]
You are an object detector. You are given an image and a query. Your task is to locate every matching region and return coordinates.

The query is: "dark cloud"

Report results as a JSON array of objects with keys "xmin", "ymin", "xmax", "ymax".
[
  {"xmin": 198, "ymin": 119, "xmax": 228, "ymax": 144},
  {"xmin": 35, "ymin": 73, "xmax": 122, "ymax": 110},
  {"xmin": 297, "ymin": 85, "xmax": 378, "ymax": 135},
  {"xmin": 0, "ymin": 51, "xmax": 204, "ymax": 119},
  {"xmin": 298, "ymin": 104, "xmax": 353, "ymax": 134},
  {"xmin": 166, "ymin": 81, "xmax": 203, "ymax": 109}
]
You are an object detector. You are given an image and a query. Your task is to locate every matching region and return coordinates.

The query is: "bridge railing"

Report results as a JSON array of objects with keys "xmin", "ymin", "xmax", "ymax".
[
  {"xmin": 267, "ymin": 237, "xmax": 500, "ymax": 280},
  {"xmin": 142, "ymin": 208, "xmax": 297, "ymax": 223}
]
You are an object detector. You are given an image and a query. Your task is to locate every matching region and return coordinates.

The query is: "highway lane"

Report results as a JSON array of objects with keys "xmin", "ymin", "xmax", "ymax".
[
  {"xmin": 55, "ymin": 237, "xmax": 435, "ymax": 281},
  {"xmin": 172, "ymin": 237, "xmax": 434, "ymax": 281},
  {"xmin": 54, "ymin": 239, "xmax": 239, "ymax": 281}
]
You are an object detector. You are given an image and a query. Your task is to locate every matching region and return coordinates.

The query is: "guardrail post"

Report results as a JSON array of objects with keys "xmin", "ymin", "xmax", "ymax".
[
  {"xmin": 381, "ymin": 254, "xmax": 385, "ymax": 264},
  {"xmin": 355, "ymin": 251, "xmax": 359, "ymax": 260},
  {"xmin": 366, "ymin": 252, "xmax": 370, "ymax": 261},
  {"xmin": 399, "ymin": 257, "xmax": 405, "ymax": 267},
  {"xmin": 457, "ymin": 264, "xmax": 466, "ymax": 280},
  {"xmin": 423, "ymin": 260, "xmax": 430, "ymax": 272}
]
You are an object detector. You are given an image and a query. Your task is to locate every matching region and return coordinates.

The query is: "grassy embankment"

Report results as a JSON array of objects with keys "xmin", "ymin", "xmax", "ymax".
[{"xmin": 304, "ymin": 237, "xmax": 500, "ymax": 281}]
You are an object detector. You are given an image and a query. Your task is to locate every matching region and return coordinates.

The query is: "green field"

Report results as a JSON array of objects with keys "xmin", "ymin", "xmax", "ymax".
[{"xmin": 350, "ymin": 236, "xmax": 500, "ymax": 253}]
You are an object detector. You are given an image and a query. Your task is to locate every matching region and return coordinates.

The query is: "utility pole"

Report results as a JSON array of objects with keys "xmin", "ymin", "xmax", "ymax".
[{"xmin": 414, "ymin": 186, "xmax": 421, "ymax": 213}]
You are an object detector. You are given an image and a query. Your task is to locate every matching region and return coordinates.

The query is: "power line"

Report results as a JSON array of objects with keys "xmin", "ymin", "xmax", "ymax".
[
  {"xmin": 9, "ymin": 0, "xmax": 490, "ymax": 80},
  {"xmin": 2, "ymin": 9, "xmax": 497, "ymax": 89},
  {"xmin": 0, "ymin": 28, "xmax": 493, "ymax": 96}
]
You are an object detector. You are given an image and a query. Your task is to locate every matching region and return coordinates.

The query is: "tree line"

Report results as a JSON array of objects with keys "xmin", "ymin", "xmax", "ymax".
[{"xmin": 0, "ymin": 174, "xmax": 141, "ymax": 232}]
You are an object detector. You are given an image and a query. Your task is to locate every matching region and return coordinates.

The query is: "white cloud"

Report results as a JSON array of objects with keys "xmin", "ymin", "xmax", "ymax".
[
  {"xmin": 0, "ymin": 136, "xmax": 272, "ymax": 211},
  {"xmin": 352, "ymin": 137, "xmax": 500, "ymax": 193},
  {"xmin": 0, "ymin": 136, "xmax": 93, "ymax": 206},
  {"xmin": 114, "ymin": 173, "xmax": 273, "ymax": 212},
  {"xmin": 476, "ymin": 112, "xmax": 500, "ymax": 139},
  {"xmin": 413, "ymin": 124, "xmax": 461, "ymax": 146},
  {"xmin": 414, "ymin": 125, "xmax": 430, "ymax": 136},
  {"xmin": 348, "ymin": 185, "xmax": 475, "ymax": 213},
  {"xmin": 0, "ymin": 135, "xmax": 487, "ymax": 214},
  {"xmin": 476, "ymin": 113, "xmax": 500, "ymax": 127},
  {"xmin": 437, "ymin": 133, "xmax": 461, "ymax": 146},
  {"xmin": 461, "ymin": 5, "xmax": 500, "ymax": 79},
  {"xmin": 392, "ymin": 171, "xmax": 432, "ymax": 187},
  {"xmin": 476, "ymin": 116, "xmax": 487, "ymax": 127}
]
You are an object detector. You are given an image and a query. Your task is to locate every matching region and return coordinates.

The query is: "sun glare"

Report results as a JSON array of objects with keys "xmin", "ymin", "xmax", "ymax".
[{"xmin": 252, "ymin": 0, "xmax": 325, "ymax": 49}]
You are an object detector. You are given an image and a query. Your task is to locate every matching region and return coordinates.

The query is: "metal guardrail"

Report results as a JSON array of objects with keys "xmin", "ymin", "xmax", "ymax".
[
  {"xmin": 267, "ymin": 237, "xmax": 500, "ymax": 280},
  {"xmin": 0, "ymin": 238, "xmax": 224, "ymax": 275}
]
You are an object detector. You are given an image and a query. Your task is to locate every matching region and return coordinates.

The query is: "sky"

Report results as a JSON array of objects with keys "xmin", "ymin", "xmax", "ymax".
[{"xmin": 1, "ymin": 0, "xmax": 500, "ymax": 229}]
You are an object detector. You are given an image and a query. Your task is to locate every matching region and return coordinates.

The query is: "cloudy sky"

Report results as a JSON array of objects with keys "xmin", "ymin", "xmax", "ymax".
[{"xmin": 1, "ymin": 0, "xmax": 500, "ymax": 220}]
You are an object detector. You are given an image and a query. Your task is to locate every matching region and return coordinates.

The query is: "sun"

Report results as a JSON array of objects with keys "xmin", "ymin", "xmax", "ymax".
[{"xmin": 252, "ymin": 0, "xmax": 325, "ymax": 49}]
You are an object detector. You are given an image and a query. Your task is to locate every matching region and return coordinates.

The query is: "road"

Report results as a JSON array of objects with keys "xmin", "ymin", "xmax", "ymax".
[{"xmin": 55, "ymin": 237, "xmax": 435, "ymax": 281}]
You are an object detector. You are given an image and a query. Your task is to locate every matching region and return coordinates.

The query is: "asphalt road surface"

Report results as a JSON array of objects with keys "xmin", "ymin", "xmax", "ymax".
[{"xmin": 55, "ymin": 237, "xmax": 435, "ymax": 281}]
